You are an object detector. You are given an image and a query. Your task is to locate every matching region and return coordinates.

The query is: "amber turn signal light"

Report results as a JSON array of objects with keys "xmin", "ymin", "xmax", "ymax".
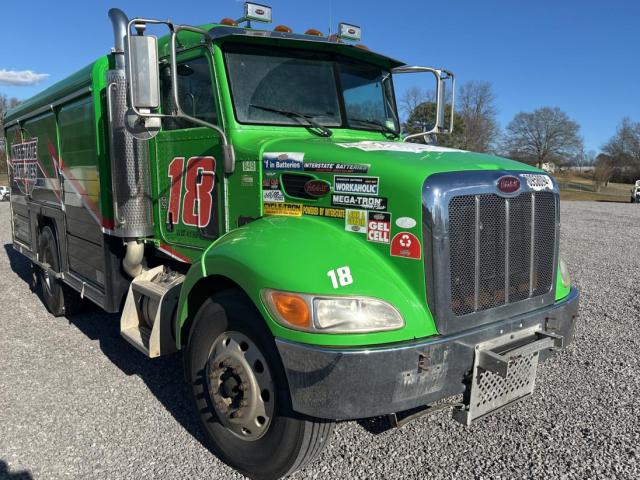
[
  {"xmin": 271, "ymin": 292, "xmax": 310, "ymax": 328},
  {"xmin": 274, "ymin": 24, "xmax": 293, "ymax": 33},
  {"xmin": 220, "ymin": 18, "xmax": 238, "ymax": 26}
]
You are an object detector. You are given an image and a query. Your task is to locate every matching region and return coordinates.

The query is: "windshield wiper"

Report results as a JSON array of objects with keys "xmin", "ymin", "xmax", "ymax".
[
  {"xmin": 249, "ymin": 104, "xmax": 333, "ymax": 137},
  {"xmin": 349, "ymin": 118, "xmax": 399, "ymax": 138}
]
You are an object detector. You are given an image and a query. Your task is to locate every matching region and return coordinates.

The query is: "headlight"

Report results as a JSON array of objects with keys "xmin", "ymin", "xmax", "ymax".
[
  {"xmin": 262, "ymin": 289, "xmax": 404, "ymax": 334},
  {"xmin": 559, "ymin": 258, "xmax": 571, "ymax": 288}
]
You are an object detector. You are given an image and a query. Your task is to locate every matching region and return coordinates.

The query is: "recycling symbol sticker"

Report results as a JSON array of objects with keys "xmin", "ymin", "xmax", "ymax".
[{"xmin": 390, "ymin": 232, "xmax": 421, "ymax": 260}]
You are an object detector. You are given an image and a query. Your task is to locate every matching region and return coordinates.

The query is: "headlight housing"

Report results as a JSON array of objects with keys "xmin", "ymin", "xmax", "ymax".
[
  {"xmin": 559, "ymin": 258, "xmax": 571, "ymax": 288},
  {"xmin": 262, "ymin": 289, "xmax": 404, "ymax": 334}
]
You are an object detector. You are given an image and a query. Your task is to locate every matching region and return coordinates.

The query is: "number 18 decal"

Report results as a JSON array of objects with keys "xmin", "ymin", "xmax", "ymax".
[
  {"xmin": 167, "ymin": 156, "xmax": 216, "ymax": 228},
  {"xmin": 327, "ymin": 266, "xmax": 353, "ymax": 289}
]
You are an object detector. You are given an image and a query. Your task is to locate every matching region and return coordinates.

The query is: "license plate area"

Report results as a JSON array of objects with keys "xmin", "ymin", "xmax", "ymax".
[{"xmin": 453, "ymin": 327, "xmax": 562, "ymax": 425}]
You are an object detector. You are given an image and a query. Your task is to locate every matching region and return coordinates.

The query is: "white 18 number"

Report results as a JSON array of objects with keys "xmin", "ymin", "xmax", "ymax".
[{"xmin": 327, "ymin": 266, "xmax": 353, "ymax": 289}]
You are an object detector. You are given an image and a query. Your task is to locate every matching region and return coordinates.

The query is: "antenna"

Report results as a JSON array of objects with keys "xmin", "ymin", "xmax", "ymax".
[{"xmin": 328, "ymin": 0, "xmax": 332, "ymax": 35}]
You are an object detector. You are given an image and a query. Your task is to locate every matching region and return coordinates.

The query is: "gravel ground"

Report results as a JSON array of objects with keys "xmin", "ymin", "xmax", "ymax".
[{"xmin": 1, "ymin": 200, "xmax": 638, "ymax": 480}]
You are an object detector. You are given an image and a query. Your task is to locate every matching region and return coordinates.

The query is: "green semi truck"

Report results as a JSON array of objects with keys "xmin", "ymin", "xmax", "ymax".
[{"xmin": 2, "ymin": 4, "xmax": 579, "ymax": 479}]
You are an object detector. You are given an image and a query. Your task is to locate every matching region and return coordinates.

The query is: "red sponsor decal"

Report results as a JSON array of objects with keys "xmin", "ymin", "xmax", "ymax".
[
  {"xmin": 304, "ymin": 179, "xmax": 330, "ymax": 197},
  {"xmin": 390, "ymin": 232, "xmax": 421, "ymax": 260},
  {"xmin": 367, "ymin": 212, "xmax": 390, "ymax": 244},
  {"xmin": 497, "ymin": 176, "xmax": 520, "ymax": 194}
]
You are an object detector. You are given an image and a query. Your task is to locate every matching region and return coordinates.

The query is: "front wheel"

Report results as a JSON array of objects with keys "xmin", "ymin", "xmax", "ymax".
[{"xmin": 186, "ymin": 290, "xmax": 334, "ymax": 480}]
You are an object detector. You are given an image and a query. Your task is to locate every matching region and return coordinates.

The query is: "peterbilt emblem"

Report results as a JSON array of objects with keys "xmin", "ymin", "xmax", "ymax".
[
  {"xmin": 255, "ymin": 8, "xmax": 265, "ymax": 14},
  {"xmin": 303, "ymin": 179, "xmax": 330, "ymax": 197},
  {"xmin": 497, "ymin": 176, "xmax": 520, "ymax": 194},
  {"xmin": 348, "ymin": 28, "xmax": 356, "ymax": 34}
]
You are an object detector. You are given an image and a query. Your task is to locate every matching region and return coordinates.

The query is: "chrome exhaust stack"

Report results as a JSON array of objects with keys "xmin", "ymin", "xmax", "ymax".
[{"xmin": 106, "ymin": 8, "xmax": 154, "ymax": 246}]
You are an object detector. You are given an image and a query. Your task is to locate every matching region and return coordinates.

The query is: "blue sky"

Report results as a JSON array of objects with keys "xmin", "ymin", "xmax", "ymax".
[{"xmin": 0, "ymin": 0, "xmax": 638, "ymax": 152}]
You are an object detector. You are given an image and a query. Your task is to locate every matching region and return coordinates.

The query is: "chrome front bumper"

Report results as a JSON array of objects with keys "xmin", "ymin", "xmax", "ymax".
[{"xmin": 276, "ymin": 287, "xmax": 579, "ymax": 420}]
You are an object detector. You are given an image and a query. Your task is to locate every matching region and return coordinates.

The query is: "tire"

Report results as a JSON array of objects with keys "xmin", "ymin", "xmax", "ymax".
[
  {"xmin": 36, "ymin": 226, "xmax": 83, "ymax": 317},
  {"xmin": 185, "ymin": 289, "xmax": 334, "ymax": 480}
]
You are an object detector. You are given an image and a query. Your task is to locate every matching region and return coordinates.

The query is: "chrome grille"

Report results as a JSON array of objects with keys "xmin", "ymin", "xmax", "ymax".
[{"xmin": 448, "ymin": 192, "xmax": 556, "ymax": 317}]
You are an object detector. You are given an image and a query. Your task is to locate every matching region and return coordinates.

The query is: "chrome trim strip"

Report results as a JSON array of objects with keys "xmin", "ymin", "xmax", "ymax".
[
  {"xmin": 505, "ymin": 197, "xmax": 510, "ymax": 303},
  {"xmin": 3, "ymin": 86, "xmax": 92, "ymax": 128},
  {"xmin": 474, "ymin": 195, "xmax": 480, "ymax": 311},
  {"xmin": 529, "ymin": 193, "xmax": 536, "ymax": 297}
]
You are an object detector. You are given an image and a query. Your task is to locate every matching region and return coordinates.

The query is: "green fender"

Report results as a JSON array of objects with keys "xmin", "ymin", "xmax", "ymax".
[{"xmin": 175, "ymin": 215, "xmax": 438, "ymax": 348}]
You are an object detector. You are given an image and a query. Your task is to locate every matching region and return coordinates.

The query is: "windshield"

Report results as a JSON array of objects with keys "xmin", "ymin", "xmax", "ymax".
[{"xmin": 224, "ymin": 44, "xmax": 399, "ymax": 134}]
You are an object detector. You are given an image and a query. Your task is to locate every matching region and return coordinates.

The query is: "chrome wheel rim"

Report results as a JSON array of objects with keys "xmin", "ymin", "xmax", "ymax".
[{"xmin": 206, "ymin": 331, "xmax": 274, "ymax": 441}]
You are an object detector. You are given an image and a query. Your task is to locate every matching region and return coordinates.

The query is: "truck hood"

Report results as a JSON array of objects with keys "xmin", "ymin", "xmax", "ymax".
[{"xmin": 258, "ymin": 138, "xmax": 541, "ymax": 183}]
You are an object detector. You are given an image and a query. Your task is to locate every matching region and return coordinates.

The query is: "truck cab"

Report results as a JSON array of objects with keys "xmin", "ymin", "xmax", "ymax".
[{"xmin": 2, "ymin": 4, "xmax": 579, "ymax": 479}]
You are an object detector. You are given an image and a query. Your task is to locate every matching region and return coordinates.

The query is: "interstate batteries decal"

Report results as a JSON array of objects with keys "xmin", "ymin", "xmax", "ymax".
[
  {"xmin": 263, "ymin": 152, "xmax": 304, "ymax": 170},
  {"xmin": 333, "ymin": 176, "xmax": 379, "ymax": 196},
  {"xmin": 304, "ymin": 162, "xmax": 369, "ymax": 174},
  {"xmin": 332, "ymin": 194, "xmax": 387, "ymax": 211}
]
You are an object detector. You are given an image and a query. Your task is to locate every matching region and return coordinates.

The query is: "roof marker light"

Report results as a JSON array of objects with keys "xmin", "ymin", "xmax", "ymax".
[
  {"xmin": 274, "ymin": 24, "xmax": 293, "ymax": 33},
  {"xmin": 305, "ymin": 28, "xmax": 323, "ymax": 36},
  {"xmin": 220, "ymin": 17, "xmax": 238, "ymax": 26},
  {"xmin": 355, "ymin": 44, "xmax": 369, "ymax": 51},
  {"xmin": 338, "ymin": 22, "xmax": 361, "ymax": 42}
]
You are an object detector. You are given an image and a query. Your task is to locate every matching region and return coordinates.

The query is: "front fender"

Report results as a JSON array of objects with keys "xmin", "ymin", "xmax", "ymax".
[{"xmin": 176, "ymin": 215, "xmax": 437, "ymax": 348}]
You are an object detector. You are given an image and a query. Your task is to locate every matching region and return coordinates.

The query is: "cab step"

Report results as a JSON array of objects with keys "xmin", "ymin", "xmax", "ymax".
[{"xmin": 120, "ymin": 266, "xmax": 185, "ymax": 357}]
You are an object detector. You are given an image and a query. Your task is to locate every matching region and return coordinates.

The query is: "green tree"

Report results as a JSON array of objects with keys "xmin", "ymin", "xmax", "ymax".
[{"xmin": 402, "ymin": 102, "xmax": 465, "ymax": 148}]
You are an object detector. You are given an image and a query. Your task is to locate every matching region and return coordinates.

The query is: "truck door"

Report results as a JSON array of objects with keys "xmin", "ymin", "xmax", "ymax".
[{"xmin": 155, "ymin": 52, "xmax": 224, "ymax": 252}]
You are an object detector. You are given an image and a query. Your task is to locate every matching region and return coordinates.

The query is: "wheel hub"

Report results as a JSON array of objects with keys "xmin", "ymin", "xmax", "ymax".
[{"xmin": 206, "ymin": 332, "xmax": 274, "ymax": 441}]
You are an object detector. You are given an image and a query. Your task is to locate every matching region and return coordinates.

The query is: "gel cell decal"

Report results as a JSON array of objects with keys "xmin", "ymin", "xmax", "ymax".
[
  {"xmin": 390, "ymin": 232, "xmax": 421, "ymax": 260},
  {"xmin": 367, "ymin": 212, "xmax": 391, "ymax": 244}
]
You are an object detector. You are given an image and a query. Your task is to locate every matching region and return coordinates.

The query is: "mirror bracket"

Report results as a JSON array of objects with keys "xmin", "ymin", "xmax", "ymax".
[{"xmin": 124, "ymin": 18, "xmax": 236, "ymax": 174}]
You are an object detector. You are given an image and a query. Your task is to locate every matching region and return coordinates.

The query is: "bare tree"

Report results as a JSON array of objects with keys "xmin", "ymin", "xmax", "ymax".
[
  {"xmin": 399, "ymin": 87, "xmax": 432, "ymax": 117},
  {"xmin": 593, "ymin": 153, "xmax": 615, "ymax": 192},
  {"xmin": 502, "ymin": 107, "xmax": 583, "ymax": 168},
  {"xmin": 0, "ymin": 93, "xmax": 21, "ymax": 177},
  {"xmin": 456, "ymin": 81, "xmax": 499, "ymax": 153},
  {"xmin": 601, "ymin": 118, "xmax": 640, "ymax": 182}
]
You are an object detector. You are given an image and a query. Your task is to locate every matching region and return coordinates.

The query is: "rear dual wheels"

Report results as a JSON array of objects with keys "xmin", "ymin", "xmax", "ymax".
[
  {"xmin": 36, "ymin": 226, "xmax": 83, "ymax": 317},
  {"xmin": 186, "ymin": 290, "xmax": 334, "ymax": 480}
]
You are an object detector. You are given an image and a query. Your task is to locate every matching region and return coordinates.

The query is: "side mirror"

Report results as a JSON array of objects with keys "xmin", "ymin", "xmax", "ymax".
[
  {"xmin": 392, "ymin": 66, "xmax": 455, "ymax": 142},
  {"xmin": 128, "ymin": 33, "xmax": 160, "ymax": 110}
]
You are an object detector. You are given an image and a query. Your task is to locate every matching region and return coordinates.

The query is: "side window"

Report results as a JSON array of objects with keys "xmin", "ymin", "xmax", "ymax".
[{"xmin": 161, "ymin": 57, "xmax": 218, "ymax": 130}]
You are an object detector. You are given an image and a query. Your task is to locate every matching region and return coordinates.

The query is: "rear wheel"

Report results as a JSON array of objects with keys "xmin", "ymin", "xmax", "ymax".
[
  {"xmin": 36, "ymin": 226, "xmax": 83, "ymax": 316},
  {"xmin": 186, "ymin": 290, "xmax": 334, "ymax": 480}
]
